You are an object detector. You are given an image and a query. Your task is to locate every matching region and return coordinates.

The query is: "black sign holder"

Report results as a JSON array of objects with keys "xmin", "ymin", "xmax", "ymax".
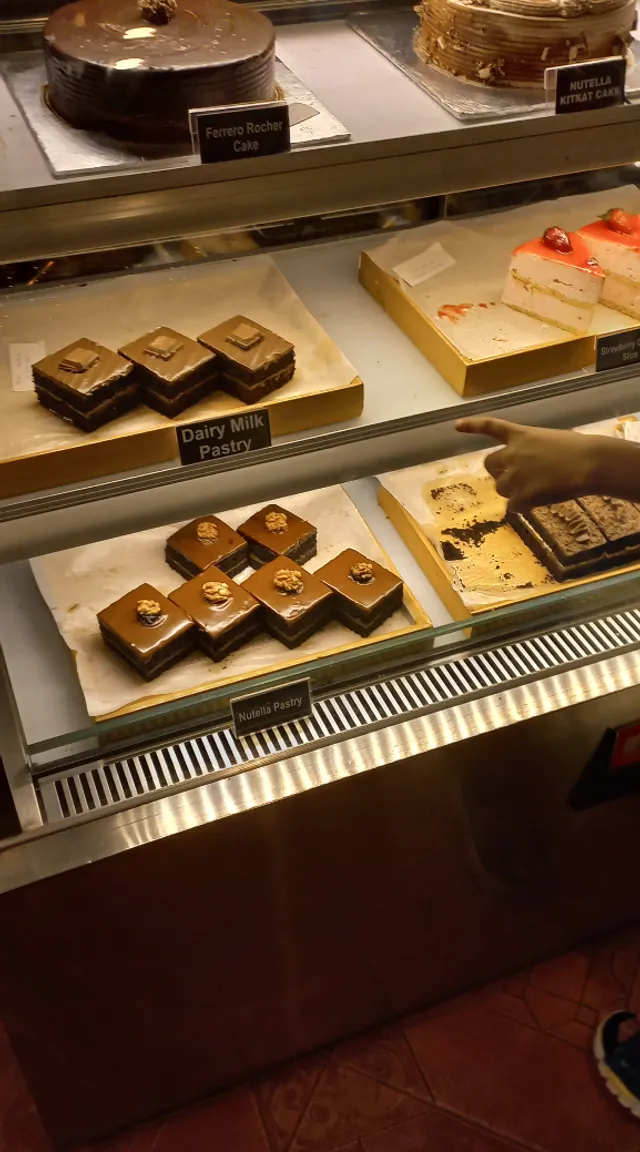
[
  {"xmin": 545, "ymin": 56, "xmax": 626, "ymax": 115},
  {"xmin": 231, "ymin": 678, "xmax": 313, "ymax": 738},
  {"xmin": 595, "ymin": 327, "xmax": 640, "ymax": 372},
  {"xmin": 190, "ymin": 100, "xmax": 291, "ymax": 164},
  {"xmin": 176, "ymin": 410, "xmax": 272, "ymax": 466}
]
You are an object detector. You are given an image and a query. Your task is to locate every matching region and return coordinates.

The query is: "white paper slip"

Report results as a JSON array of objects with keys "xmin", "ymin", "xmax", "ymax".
[
  {"xmin": 393, "ymin": 243, "xmax": 456, "ymax": 288},
  {"xmin": 9, "ymin": 342, "xmax": 45, "ymax": 392}
]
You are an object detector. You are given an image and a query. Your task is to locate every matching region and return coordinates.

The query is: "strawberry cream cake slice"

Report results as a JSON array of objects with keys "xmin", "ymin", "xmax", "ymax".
[
  {"xmin": 577, "ymin": 208, "xmax": 640, "ymax": 320},
  {"xmin": 502, "ymin": 226, "xmax": 604, "ymax": 335}
]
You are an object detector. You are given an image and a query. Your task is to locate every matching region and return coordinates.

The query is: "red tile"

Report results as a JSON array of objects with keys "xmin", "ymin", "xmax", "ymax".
[
  {"xmin": 524, "ymin": 986, "xmax": 577, "ymax": 1031},
  {"xmin": 528, "ymin": 951, "xmax": 589, "ymax": 1003},
  {"xmin": 253, "ymin": 1055, "xmax": 326, "ymax": 1152},
  {"xmin": 612, "ymin": 947, "xmax": 640, "ymax": 996},
  {"xmin": 503, "ymin": 979, "xmax": 526, "ymax": 998},
  {"xmin": 85, "ymin": 1122, "xmax": 164, "ymax": 1151},
  {"xmin": 290, "ymin": 1058, "xmax": 426, "ymax": 1152},
  {"xmin": 362, "ymin": 1108, "xmax": 529, "ymax": 1152},
  {"xmin": 145, "ymin": 1090, "xmax": 269, "ymax": 1152},
  {"xmin": 582, "ymin": 951, "xmax": 628, "ymax": 1014},
  {"xmin": 578, "ymin": 1006, "xmax": 598, "ymax": 1027},
  {"xmin": 334, "ymin": 1027, "xmax": 431, "ymax": 1101},
  {"xmin": 406, "ymin": 1004, "xmax": 640, "ymax": 1152},
  {"xmin": 481, "ymin": 987, "xmax": 537, "ymax": 1029},
  {"xmin": 548, "ymin": 1020, "xmax": 593, "ymax": 1050},
  {"xmin": 0, "ymin": 1089, "xmax": 51, "ymax": 1152}
]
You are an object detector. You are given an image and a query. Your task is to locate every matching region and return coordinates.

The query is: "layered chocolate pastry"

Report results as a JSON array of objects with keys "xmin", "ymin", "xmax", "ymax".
[
  {"xmin": 509, "ymin": 500, "xmax": 607, "ymax": 580},
  {"xmin": 169, "ymin": 565, "xmax": 262, "ymax": 661},
  {"xmin": 98, "ymin": 583, "xmax": 195, "ymax": 679},
  {"xmin": 33, "ymin": 338, "xmax": 137, "ymax": 431},
  {"xmin": 198, "ymin": 316, "xmax": 295, "ymax": 404},
  {"xmin": 44, "ymin": 0, "xmax": 276, "ymax": 144},
  {"xmin": 165, "ymin": 515, "xmax": 248, "ymax": 580},
  {"xmin": 119, "ymin": 327, "xmax": 217, "ymax": 417},
  {"xmin": 237, "ymin": 504, "xmax": 317, "ymax": 568},
  {"xmin": 243, "ymin": 558, "xmax": 333, "ymax": 648},
  {"xmin": 414, "ymin": 0, "xmax": 636, "ymax": 89},
  {"xmin": 577, "ymin": 496, "xmax": 640, "ymax": 565},
  {"xmin": 315, "ymin": 549, "xmax": 404, "ymax": 637}
]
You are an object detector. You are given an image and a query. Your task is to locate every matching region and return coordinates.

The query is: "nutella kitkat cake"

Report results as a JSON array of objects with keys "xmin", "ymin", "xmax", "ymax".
[
  {"xmin": 502, "ymin": 226, "xmax": 604, "ymax": 334},
  {"xmin": 578, "ymin": 208, "xmax": 640, "ymax": 319},
  {"xmin": 198, "ymin": 316, "xmax": 295, "ymax": 405},
  {"xmin": 237, "ymin": 504, "xmax": 317, "ymax": 568},
  {"xmin": 165, "ymin": 515, "xmax": 248, "ymax": 580},
  {"xmin": 414, "ymin": 0, "xmax": 635, "ymax": 89}
]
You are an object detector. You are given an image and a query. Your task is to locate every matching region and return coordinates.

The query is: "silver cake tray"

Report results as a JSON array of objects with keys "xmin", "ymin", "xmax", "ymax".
[
  {"xmin": 2, "ymin": 52, "xmax": 350, "ymax": 178},
  {"xmin": 349, "ymin": 7, "xmax": 640, "ymax": 122}
]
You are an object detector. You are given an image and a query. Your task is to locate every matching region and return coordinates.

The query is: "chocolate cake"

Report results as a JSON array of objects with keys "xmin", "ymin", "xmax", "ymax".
[
  {"xmin": 197, "ymin": 316, "xmax": 295, "ymax": 404},
  {"xmin": 44, "ymin": 0, "xmax": 276, "ymax": 144},
  {"xmin": 33, "ymin": 338, "xmax": 137, "ymax": 431},
  {"xmin": 414, "ymin": 0, "xmax": 635, "ymax": 89},
  {"xmin": 510, "ymin": 500, "xmax": 607, "ymax": 580},
  {"xmin": 119, "ymin": 328, "xmax": 217, "ymax": 417},
  {"xmin": 237, "ymin": 504, "xmax": 316, "ymax": 568},
  {"xmin": 98, "ymin": 583, "xmax": 195, "ymax": 679},
  {"xmin": 243, "ymin": 558, "xmax": 333, "ymax": 648},
  {"xmin": 165, "ymin": 515, "xmax": 248, "ymax": 580},
  {"xmin": 577, "ymin": 496, "xmax": 640, "ymax": 565},
  {"xmin": 169, "ymin": 565, "xmax": 262, "ymax": 661},
  {"xmin": 315, "ymin": 549, "xmax": 404, "ymax": 637}
]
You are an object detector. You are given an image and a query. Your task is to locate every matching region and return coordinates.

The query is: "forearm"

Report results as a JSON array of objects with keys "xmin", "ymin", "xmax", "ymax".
[{"xmin": 586, "ymin": 436, "xmax": 640, "ymax": 502}]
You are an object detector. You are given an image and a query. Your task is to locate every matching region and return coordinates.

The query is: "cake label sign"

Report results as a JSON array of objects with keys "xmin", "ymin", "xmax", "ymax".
[
  {"xmin": 231, "ymin": 677, "xmax": 313, "ymax": 737},
  {"xmin": 176, "ymin": 410, "xmax": 272, "ymax": 465},
  {"xmin": 190, "ymin": 100, "xmax": 291, "ymax": 163},
  {"xmin": 595, "ymin": 327, "xmax": 640, "ymax": 371},
  {"xmin": 550, "ymin": 57, "xmax": 626, "ymax": 114}
]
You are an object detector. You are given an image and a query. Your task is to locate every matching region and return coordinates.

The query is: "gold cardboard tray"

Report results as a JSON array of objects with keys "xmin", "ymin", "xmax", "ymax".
[
  {"xmin": 378, "ymin": 419, "xmax": 640, "ymax": 621},
  {"xmin": 31, "ymin": 486, "xmax": 432, "ymax": 723},
  {"xmin": 0, "ymin": 257, "xmax": 363, "ymax": 498},
  {"xmin": 360, "ymin": 186, "xmax": 640, "ymax": 397}
]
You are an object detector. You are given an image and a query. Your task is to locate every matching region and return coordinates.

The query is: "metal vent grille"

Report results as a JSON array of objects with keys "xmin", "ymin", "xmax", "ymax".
[{"xmin": 39, "ymin": 606, "xmax": 640, "ymax": 824}]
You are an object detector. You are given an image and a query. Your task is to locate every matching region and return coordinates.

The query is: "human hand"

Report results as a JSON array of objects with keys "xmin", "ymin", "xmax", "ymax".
[{"xmin": 454, "ymin": 417, "xmax": 600, "ymax": 510}]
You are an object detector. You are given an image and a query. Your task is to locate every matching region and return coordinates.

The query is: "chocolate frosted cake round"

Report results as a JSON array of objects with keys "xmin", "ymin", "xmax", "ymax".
[
  {"xmin": 44, "ymin": 0, "xmax": 276, "ymax": 143},
  {"xmin": 414, "ymin": 0, "xmax": 636, "ymax": 87}
]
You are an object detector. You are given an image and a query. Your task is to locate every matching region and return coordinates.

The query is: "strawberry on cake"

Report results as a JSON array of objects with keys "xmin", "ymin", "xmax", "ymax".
[
  {"xmin": 502, "ymin": 226, "xmax": 604, "ymax": 334},
  {"xmin": 577, "ymin": 208, "xmax": 640, "ymax": 320}
]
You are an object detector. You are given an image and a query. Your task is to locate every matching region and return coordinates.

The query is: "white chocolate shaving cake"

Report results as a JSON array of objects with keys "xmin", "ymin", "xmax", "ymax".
[{"xmin": 413, "ymin": 0, "xmax": 636, "ymax": 88}]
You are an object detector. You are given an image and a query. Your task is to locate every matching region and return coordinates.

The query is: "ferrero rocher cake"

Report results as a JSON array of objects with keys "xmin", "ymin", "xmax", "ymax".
[
  {"xmin": 44, "ymin": 0, "xmax": 276, "ymax": 143},
  {"xmin": 413, "ymin": 0, "xmax": 636, "ymax": 88}
]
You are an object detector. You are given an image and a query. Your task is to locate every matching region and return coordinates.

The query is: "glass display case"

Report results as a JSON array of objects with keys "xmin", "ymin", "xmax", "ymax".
[{"xmin": 3, "ymin": 0, "xmax": 640, "ymax": 1147}]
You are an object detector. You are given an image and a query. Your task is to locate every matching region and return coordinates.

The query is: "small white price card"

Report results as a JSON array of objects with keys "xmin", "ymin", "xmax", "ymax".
[
  {"xmin": 393, "ymin": 243, "xmax": 456, "ymax": 288},
  {"xmin": 9, "ymin": 342, "xmax": 45, "ymax": 392}
]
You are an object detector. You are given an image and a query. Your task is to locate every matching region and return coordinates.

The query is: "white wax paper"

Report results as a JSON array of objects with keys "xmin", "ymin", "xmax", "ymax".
[{"xmin": 30, "ymin": 486, "xmax": 424, "ymax": 719}]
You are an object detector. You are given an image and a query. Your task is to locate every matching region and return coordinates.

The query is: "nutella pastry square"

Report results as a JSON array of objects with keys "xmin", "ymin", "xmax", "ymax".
[
  {"xmin": 237, "ymin": 504, "xmax": 316, "ymax": 568},
  {"xmin": 33, "ymin": 337, "xmax": 137, "ymax": 431},
  {"xmin": 243, "ymin": 558, "xmax": 333, "ymax": 649},
  {"xmin": 119, "ymin": 327, "xmax": 217, "ymax": 417},
  {"xmin": 577, "ymin": 496, "xmax": 640, "ymax": 565},
  {"xmin": 169, "ymin": 565, "xmax": 262, "ymax": 661},
  {"xmin": 198, "ymin": 315, "xmax": 295, "ymax": 404},
  {"xmin": 98, "ymin": 583, "xmax": 195, "ymax": 680},
  {"xmin": 315, "ymin": 549, "xmax": 404, "ymax": 637},
  {"xmin": 165, "ymin": 515, "xmax": 248, "ymax": 580}
]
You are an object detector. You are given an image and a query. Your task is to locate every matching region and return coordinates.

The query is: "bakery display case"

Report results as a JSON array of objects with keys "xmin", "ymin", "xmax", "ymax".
[{"xmin": 6, "ymin": 0, "xmax": 640, "ymax": 1148}]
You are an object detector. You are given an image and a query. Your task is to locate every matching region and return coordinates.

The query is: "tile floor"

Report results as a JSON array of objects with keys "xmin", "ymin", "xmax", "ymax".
[{"xmin": 2, "ymin": 924, "xmax": 640, "ymax": 1152}]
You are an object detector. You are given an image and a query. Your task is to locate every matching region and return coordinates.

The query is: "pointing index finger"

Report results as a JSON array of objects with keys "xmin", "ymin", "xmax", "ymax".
[{"xmin": 454, "ymin": 417, "xmax": 521, "ymax": 445}]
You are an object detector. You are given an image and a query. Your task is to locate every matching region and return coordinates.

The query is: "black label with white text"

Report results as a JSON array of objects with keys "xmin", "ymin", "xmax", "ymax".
[
  {"xmin": 176, "ymin": 410, "xmax": 271, "ymax": 465},
  {"xmin": 231, "ymin": 678, "xmax": 313, "ymax": 738},
  {"xmin": 596, "ymin": 327, "xmax": 640, "ymax": 371},
  {"xmin": 191, "ymin": 101, "xmax": 291, "ymax": 164},
  {"xmin": 553, "ymin": 57, "xmax": 626, "ymax": 114}
]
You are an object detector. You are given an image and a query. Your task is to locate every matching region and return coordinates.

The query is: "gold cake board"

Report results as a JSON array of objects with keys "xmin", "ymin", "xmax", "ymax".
[
  {"xmin": 378, "ymin": 485, "xmax": 640, "ymax": 625},
  {"xmin": 0, "ymin": 256, "xmax": 363, "ymax": 498}
]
